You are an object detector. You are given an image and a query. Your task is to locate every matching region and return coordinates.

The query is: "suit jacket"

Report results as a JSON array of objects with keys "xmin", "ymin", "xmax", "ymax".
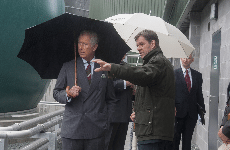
[
  {"xmin": 221, "ymin": 106, "xmax": 230, "ymax": 139},
  {"xmin": 227, "ymin": 82, "xmax": 230, "ymax": 105},
  {"xmin": 221, "ymin": 83, "xmax": 230, "ymax": 138},
  {"xmin": 111, "ymin": 79, "xmax": 133, "ymax": 123},
  {"xmin": 174, "ymin": 68, "xmax": 205, "ymax": 120},
  {"xmin": 53, "ymin": 57, "xmax": 117, "ymax": 139}
]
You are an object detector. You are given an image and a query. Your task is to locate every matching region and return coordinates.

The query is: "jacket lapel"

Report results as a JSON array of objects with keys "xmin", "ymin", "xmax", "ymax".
[
  {"xmin": 190, "ymin": 68, "xmax": 196, "ymax": 94},
  {"xmin": 77, "ymin": 57, "xmax": 90, "ymax": 94},
  {"xmin": 84, "ymin": 62, "xmax": 102, "ymax": 101}
]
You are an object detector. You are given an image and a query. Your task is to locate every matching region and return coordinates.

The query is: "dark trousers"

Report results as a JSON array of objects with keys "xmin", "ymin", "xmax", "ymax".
[
  {"xmin": 62, "ymin": 136, "xmax": 105, "ymax": 150},
  {"xmin": 173, "ymin": 114, "xmax": 197, "ymax": 150},
  {"xmin": 106, "ymin": 122, "xmax": 129, "ymax": 150},
  {"xmin": 138, "ymin": 139, "xmax": 173, "ymax": 150}
]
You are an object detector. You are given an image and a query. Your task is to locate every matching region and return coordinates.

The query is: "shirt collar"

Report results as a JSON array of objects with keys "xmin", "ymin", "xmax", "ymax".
[
  {"xmin": 82, "ymin": 57, "xmax": 95, "ymax": 64},
  {"xmin": 181, "ymin": 64, "xmax": 191, "ymax": 73}
]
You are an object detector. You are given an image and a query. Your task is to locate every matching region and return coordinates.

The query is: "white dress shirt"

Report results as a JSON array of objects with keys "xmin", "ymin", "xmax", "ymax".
[{"xmin": 82, "ymin": 57, "xmax": 95, "ymax": 78}]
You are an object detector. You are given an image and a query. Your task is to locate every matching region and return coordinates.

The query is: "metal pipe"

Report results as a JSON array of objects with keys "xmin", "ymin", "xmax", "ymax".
[
  {"xmin": 0, "ymin": 116, "xmax": 63, "ymax": 139},
  {"xmin": 0, "ymin": 109, "xmax": 64, "ymax": 131},
  {"xmin": 20, "ymin": 138, "xmax": 49, "ymax": 150},
  {"xmin": 37, "ymin": 142, "xmax": 49, "ymax": 150},
  {"xmin": 20, "ymin": 129, "xmax": 61, "ymax": 150}
]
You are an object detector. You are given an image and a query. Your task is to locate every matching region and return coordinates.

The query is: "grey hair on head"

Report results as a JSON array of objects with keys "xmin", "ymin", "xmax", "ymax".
[
  {"xmin": 134, "ymin": 29, "xmax": 159, "ymax": 48},
  {"xmin": 78, "ymin": 30, "xmax": 99, "ymax": 46}
]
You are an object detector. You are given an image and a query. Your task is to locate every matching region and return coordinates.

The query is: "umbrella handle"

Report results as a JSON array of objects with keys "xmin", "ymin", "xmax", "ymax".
[
  {"xmin": 74, "ymin": 42, "xmax": 77, "ymax": 86},
  {"xmin": 65, "ymin": 42, "xmax": 77, "ymax": 98}
]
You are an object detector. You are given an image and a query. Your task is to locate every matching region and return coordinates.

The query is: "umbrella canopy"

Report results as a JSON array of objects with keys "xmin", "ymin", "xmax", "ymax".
[
  {"xmin": 17, "ymin": 13, "xmax": 131, "ymax": 79},
  {"xmin": 105, "ymin": 13, "xmax": 194, "ymax": 58}
]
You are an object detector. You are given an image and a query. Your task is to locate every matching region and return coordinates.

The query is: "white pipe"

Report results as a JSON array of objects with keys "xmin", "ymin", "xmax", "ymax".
[
  {"xmin": 0, "ymin": 116, "xmax": 62, "ymax": 139},
  {"xmin": 0, "ymin": 109, "xmax": 64, "ymax": 131}
]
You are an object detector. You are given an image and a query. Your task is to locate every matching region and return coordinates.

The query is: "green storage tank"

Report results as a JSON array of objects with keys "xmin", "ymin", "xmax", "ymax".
[{"xmin": 0, "ymin": 0, "xmax": 65, "ymax": 113}]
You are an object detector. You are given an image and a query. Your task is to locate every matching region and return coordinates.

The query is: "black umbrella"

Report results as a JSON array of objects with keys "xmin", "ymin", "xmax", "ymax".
[{"xmin": 17, "ymin": 13, "xmax": 131, "ymax": 81}]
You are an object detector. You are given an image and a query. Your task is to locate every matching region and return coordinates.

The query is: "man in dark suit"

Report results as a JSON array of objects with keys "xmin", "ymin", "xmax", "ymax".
[
  {"xmin": 174, "ymin": 53, "xmax": 205, "ymax": 150},
  {"xmin": 218, "ymin": 82, "xmax": 230, "ymax": 145},
  {"xmin": 53, "ymin": 30, "xmax": 116, "ymax": 150},
  {"xmin": 106, "ymin": 56, "xmax": 134, "ymax": 150}
]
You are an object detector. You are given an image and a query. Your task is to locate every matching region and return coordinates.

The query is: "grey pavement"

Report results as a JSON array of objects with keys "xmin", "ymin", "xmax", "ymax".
[
  {"xmin": 124, "ymin": 122, "xmax": 134, "ymax": 150},
  {"xmin": 123, "ymin": 122, "xmax": 200, "ymax": 150}
]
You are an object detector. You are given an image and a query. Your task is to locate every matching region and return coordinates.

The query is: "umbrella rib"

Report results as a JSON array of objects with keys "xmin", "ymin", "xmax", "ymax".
[
  {"xmin": 127, "ymin": 27, "xmax": 139, "ymax": 44},
  {"xmin": 178, "ymin": 41, "xmax": 188, "ymax": 58}
]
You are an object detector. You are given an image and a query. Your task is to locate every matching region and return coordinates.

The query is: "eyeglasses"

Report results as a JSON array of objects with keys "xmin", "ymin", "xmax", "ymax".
[{"xmin": 78, "ymin": 42, "xmax": 90, "ymax": 47}]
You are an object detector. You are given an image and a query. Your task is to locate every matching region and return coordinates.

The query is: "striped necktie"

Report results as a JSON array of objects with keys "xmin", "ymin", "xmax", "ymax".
[{"xmin": 86, "ymin": 61, "xmax": 91, "ymax": 84}]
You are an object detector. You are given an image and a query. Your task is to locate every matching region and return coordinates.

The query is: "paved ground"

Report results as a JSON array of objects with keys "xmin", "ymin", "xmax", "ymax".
[
  {"xmin": 123, "ymin": 122, "xmax": 200, "ymax": 150},
  {"xmin": 124, "ymin": 122, "xmax": 134, "ymax": 150},
  {"xmin": 1, "ymin": 104, "xmax": 200, "ymax": 150}
]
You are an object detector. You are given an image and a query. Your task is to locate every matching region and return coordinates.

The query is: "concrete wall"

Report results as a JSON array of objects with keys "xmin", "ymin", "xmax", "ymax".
[{"xmin": 190, "ymin": 0, "xmax": 230, "ymax": 149}]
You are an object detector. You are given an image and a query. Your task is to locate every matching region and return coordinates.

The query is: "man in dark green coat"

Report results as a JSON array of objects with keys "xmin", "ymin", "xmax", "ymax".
[{"xmin": 93, "ymin": 29, "xmax": 175, "ymax": 150}]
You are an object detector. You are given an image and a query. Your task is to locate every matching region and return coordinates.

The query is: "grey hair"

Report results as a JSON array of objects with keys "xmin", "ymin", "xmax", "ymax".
[
  {"xmin": 134, "ymin": 29, "xmax": 159, "ymax": 48},
  {"xmin": 78, "ymin": 30, "xmax": 99, "ymax": 46}
]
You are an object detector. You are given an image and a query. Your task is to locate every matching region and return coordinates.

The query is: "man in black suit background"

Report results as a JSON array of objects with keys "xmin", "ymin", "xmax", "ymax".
[
  {"xmin": 218, "ymin": 82, "xmax": 230, "ymax": 145},
  {"xmin": 174, "ymin": 53, "xmax": 205, "ymax": 150},
  {"xmin": 106, "ymin": 55, "xmax": 134, "ymax": 150}
]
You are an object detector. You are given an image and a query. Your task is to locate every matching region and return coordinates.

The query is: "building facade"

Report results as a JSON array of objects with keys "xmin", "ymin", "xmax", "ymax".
[{"xmin": 165, "ymin": 0, "xmax": 230, "ymax": 149}]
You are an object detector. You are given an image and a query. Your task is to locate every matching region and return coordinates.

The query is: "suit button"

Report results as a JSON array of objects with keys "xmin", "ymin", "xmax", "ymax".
[{"xmin": 149, "ymin": 122, "xmax": 151, "ymax": 124}]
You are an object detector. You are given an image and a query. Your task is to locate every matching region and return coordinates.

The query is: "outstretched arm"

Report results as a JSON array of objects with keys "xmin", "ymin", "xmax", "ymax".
[
  {"xmin": 93, "ymin": 58, "xmax": 163, "ymax": 87},
  {"xmin": 93, "ymin": 59, "xmax": 111, "ymax": 72}
]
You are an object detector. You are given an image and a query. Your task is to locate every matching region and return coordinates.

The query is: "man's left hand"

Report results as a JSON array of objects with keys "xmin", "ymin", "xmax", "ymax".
[
  {"xmin": 218, "ymin": 126, "xmax": 230, "ymax": 144},
  {"xmin": 126, "ymin": 81, "xmax": 134, "ymax": 87},
  {"xmin": 92, "ymin": 59, "xmax": 111, "ymax": 72},
  {"xmin": 130, "ymin": 112, "xmax": 135, "ymax": 122}
]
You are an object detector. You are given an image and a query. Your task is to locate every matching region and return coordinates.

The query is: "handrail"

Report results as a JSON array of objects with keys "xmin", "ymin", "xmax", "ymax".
[
  {"xmin": 0, "ymin": 109, "xmax": 64, "ymax": 131},
  {"xmin": 20, "ymin": 138, "xmax": 49, "ymax": 150},
  {"xmin": 20, "ymin": 128, "xmax": 61, "ymax": 150},
  {"xmin": 0, "ymin": 116, "xmax": 63, "ymax": 138}
]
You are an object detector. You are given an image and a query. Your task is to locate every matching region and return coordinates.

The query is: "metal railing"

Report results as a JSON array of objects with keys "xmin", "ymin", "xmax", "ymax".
[{"xmin": 0, "ymin": 109, "xmax": 64, "ymax": 150}]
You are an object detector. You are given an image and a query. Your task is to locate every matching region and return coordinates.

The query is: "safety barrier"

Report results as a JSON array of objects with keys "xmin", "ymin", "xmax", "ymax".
[{"xmin": 0, "ymin": 109, "xmax": 64, "ymax": 150}]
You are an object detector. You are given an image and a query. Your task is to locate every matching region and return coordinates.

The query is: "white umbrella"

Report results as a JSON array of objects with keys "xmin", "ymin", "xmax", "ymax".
[{"xmin": 105, "ymin": 13, "xmax": 194, "ymax": 58}]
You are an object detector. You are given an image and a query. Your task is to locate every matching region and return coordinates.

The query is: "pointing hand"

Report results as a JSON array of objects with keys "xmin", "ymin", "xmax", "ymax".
[{"xmin": 92, "ymin": 59, "xmax": 111, "ymax": 72}]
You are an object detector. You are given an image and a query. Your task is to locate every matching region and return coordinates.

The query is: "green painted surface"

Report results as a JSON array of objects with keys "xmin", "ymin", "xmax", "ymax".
[
  {"xmin": 89, "ymin": 0, "xmax": 167, "ymax": 20},
  {"xmin": 163, "ymin": 0, "xmax": 189, "ymax": 26},
  {"xmin": 126, "ymin": 51, "xmax": 142, "ymax": 64},
  {"xmin": 0, "ymin": 0, "xmax": 65, "ymax": 113}
]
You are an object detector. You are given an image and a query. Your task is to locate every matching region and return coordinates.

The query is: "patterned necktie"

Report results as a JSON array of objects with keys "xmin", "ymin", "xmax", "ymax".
[
  {"xmin": 86, "ymin": 61, "xmax": 91, "ymax": 84},
  {"xmin": 185, "ymin": 69, "xmax": 191, "ymax": 92}
]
